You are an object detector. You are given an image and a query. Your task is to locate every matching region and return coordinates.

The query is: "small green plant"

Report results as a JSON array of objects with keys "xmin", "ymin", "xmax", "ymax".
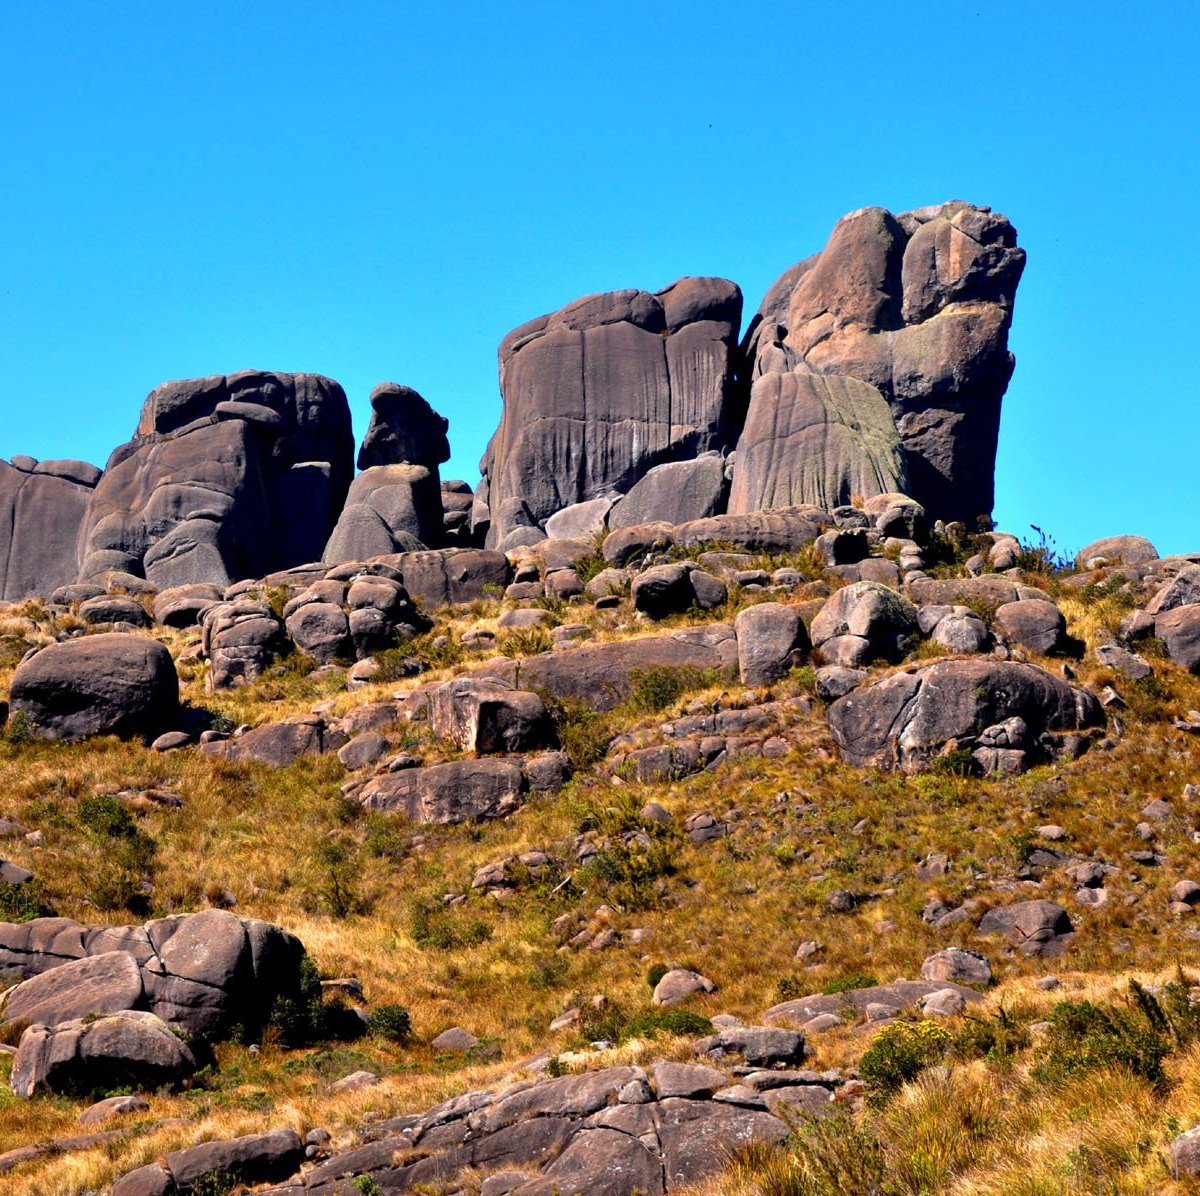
[
  {"xmin": 623, "ymin": 1008, "xmax": 713, "ymax": 1040},
  {"xmin": 788, "ymin": 664, "xmax": 818, "ymax": 697},
  {"xmin": 1032, "ymin": 996, "xmax": 1170, "ymax": 1088},
  {"xmin": 368, "ymin": 1004, "xmax": 412, "ymax": 1044},
  {"xmin": 626, "ymin": 666, "xmax": 722, "ymax": 714},
  {"xmin": 498, "ymin": 627, "xmax": 553, "ymax": 657},
  {"xmin": 540, "ymin": 692, "xmax": 613, "ymax": 770},
  {"xmin": 1015, "ymin": 525, "xmax": 1073, "ymax": 576},
  {"xmin": 0, "ymin": 880, "xmax": 54, "ymax": 922},
  {"xmin": 1, "ymin": 709, "xmax": 37, "ymax": 745},
  {"xmin": 927, "ymin": 747, "xmax": 979, "ymax": 778},
  {"xmin": 312, "ymin": 838, "xmax": 365, "ymax": 918},
  {"xmin": 527, "ymin": 955, "xmax": 569, "ymax": 989},
  {"xmin": 408, "ymin": 897, "xmax": 493, "ymax": 950},
  {"xmin": 577, "ymin": 837, "xmax": 676, "ymax": 911},
  {"xmin": 76, "ymin": 793, "xmax": 156, "ymax": 913},
  {"xmin": 859, "ymin": 1020, "xmax": 952, "ymax": 1101},
  {"xmin": 952, "ymin": 1006, "xmax": 1031, "ymax": 1065},
  {"xmin": 270, "ymin": 956, "xmax": 330, "ymax": 1046},
  {"xmin": 647, "ymin": 963, "xmax": 669, "ymax": 990},
  {"xmin": 821, "ymin": 971, "xmax": 878, "ymax": 995},
  {"xmin": 776, "ymin": 974, "xmax": 805, "ymax": 1001}
]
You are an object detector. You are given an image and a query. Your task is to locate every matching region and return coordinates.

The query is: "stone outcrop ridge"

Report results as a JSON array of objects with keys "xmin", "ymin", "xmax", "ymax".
[
  {"xmin": 0, "ymin": 201, "xmax": 1024, "ymax": 597},
  {"xmin": 78, "ymin": 371, "xmax": 355, "ymax": 589},
  {"xmin": 0, "ymin": 456, "xmax": 101, "ymax": 601}
]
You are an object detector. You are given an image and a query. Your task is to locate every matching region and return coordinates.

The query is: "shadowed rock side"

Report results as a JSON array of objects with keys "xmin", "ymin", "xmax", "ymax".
[
  {"xmin": 479, "ymin": 277, "xmax": 743, "ymax": 548},
  {"xmin": 737, "ymin": 202, "xmax": 1025, "ymax": 522},
  {"xmin": 77, "ymin": 371, "xmax": 354, "ymax": 589},
  {"xmin": 0, "ymin": 457, "xmax": 101, "ymax": 601}
]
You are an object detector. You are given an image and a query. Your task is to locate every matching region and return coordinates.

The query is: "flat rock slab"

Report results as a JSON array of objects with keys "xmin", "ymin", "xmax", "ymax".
[
  {"xmin": 763, "ymin": 979, "xmax": 982, "ymax": 1026},
  {"xmin": 477, "ymin": 626, "xmax": 737, "ymax": 711}
]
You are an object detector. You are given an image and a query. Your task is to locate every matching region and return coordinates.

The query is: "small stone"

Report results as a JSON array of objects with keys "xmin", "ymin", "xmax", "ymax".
[
  {"xmin": 329, "ymin": 1070, "xmax": 380, "ymax": 1094},
  {"xmin": 431, "ymin": 1026, "xmax": 479, "ymax": 1053},
  {"xmin": 865, "ymin": 1002, "xmax": 900, "ymax": 1022},
  {"xmin": 802, "ymin": 1013, "xmax": 842, "ymax": 1032},
  {"xmin": 921, "ymin": 988, "xmax": 967, "ymax": 1017},
  {"xmin": 1032, "ymin": 976, "xmax": 1060, "ymax": 991},
  {"xmin": 1037, "ymin": 825, "xmax": 1067, "ymax": 841}
]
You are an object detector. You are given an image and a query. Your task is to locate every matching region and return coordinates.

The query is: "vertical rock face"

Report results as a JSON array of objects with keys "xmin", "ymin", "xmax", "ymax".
[
  {"xmin": 77, "ymin": 371, "xmax": 354, "ymax": 588},
  {"xmin": 737, "ymin": 202, "xmax": 1025, "ymax": 522},
  {"xmin": 479, "ymin": 277, "xmax": 743, "ymax": 547},
  {"xmin": 0, "ymin": 457, "xmax": 102, "ymax": 600},
  {"xmin": 323, "ymin": 382, "xmax": 451, "ymax": 562}
]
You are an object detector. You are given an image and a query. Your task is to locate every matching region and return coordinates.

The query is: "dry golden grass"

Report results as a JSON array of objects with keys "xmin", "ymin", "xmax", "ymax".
[{"xmin": 2, "ymin": 563, "xmax": 1200, "ymax": 1192}]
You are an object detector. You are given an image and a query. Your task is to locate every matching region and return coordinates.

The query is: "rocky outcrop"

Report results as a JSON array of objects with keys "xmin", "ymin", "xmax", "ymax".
[
  {"xmin": 239, "ymin": 1061, "xmax": 811, "ymax": 1195},
  {"xmin": 324, "ymin": 383, "xmax": 451, "ymax": 560},
  {"xmin": 77, "ymin": 371, "xmax": 354, "ymax": 588},
  {"xmin": 827, "ymin": 659, "xmax": 1103, "ymax": 773},
  {"xmin": 7, "ymin": 633, "xmax": 179, "ymax": 740},
  {"xmin": 0, "ymin": 457, "xmax": 101, "ymax": 601},
  {"xmin": 738, "ymin": 202, "xmax": 1025, "ymax": 522},
  {"xmin": 0, "ymin": 910, "xmax": 307, "ymax": 1039},
  {"xmin": 480, "ymin": 278, "xmax": 743, "ymax": 546},
  {"xmin": 114, "ymin": 1129, "xmax": 305, "ymax": 1196}
]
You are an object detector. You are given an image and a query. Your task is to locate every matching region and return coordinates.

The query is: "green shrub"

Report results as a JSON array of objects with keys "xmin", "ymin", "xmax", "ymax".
[
  {"xmin": 78, "ymin": 793, "xmax": 137, "ymax": 839},
  {"xmin": 1030, "ymin": 981, "xmax": 1198, "ymax": 1090},
  {"xmin": 626, "ymin": 666, "xmax": 715, "ymax": 714},
  {"xmin": 1, "ymin": 709, "xmax": 37, "ymax": 745},
  {"xmin": 270, "ymin": 956, "xmax": 330, "ymax": 1046},
  {"xmin": 623, "ymin": 1008, "xmax": 714, "ymax": 1040},
  {"xmin": 76, "ymin": 794, "xmax": 156, "ymax": 913},
  {"xmin": 0, "ymin": 880, "xmax": 54, "ymax": 922},
  {"xmin": 499, "ymin": 627, "xmax": 553, "ymax": 657},
  {"xmin": 312, "ymin": 839, "xmax": 364, "ymax": 918},
  {"xmin": 408, "ymin": 897, "xmax": 492, "ymax": 950},
  {"xmin": 951, "ymin": 1006, "xmax": 1031, "ymax": 1064},
  {"xmin": 821, "ymin": 971, "xmax": 878, "ymax": 995},
  {"xmin": 368, "ymin": 1004, "xmax": 412, "ymax": 1044},
  {"xmin": 647, "ymin": 963, "xmax": 669, "ymax": 990},
  {"xmin": 577, "ymin": 838, "xmax": 675, "ymax": 911},
  {"xmin": 540, "ymin": 693, "xmax": 613, "ymax": 770},
  {"xmin": 859, "ymin": 1021, "xmax": 952, "ymax": 1101}
]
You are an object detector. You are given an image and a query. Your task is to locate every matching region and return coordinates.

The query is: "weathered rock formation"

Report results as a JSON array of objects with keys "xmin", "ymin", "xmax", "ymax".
[
  {"xmin": 0, "ymin": 457, "xmax": 101, "ymax": 601},
  {"xmin": 0, "ymin": 909, "xmax": 308, "ymax": 1039},
  {"xmin": 479, "ymin": 277, "xmax": 743, "ymax": 547},
  {"xmin": 77, "ymin": 371, "xmax": 354, "ymax": 588},
  {"xmin": 737, "ymin": 202, "xmax": 1024, "ymax": 521},
  {"xmin": 324, "ymin": 383, "xmax": 451, "ymax": 561}
]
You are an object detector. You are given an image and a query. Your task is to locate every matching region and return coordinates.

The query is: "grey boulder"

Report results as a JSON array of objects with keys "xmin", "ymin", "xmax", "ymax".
[
  {"xmin": 735, "ymin": 602, "xmax": 810, "ymax": 685},
  {"xmin": 8, "ymin": 633, "xmax": 179, "ymax": 741}
]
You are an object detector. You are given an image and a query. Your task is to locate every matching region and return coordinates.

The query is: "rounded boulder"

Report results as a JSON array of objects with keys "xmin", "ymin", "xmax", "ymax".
[{"xmin": 8, "ymin": 633, "xmax": 179, "ymax": 741}]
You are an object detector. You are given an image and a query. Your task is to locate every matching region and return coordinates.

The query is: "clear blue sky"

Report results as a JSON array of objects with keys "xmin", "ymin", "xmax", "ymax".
[{"xmin": 1, "ymin": 2, "xmax": 1197, "ymax": 556}]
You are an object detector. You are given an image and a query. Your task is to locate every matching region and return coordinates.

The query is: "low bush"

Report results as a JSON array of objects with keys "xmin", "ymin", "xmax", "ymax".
[
  {"xmin": 368, "ymin": 1004, "xmax": 412, "ymax": 1044},
  {"xmin": 859, "ymin": 1020, "xmax": 952, "ymax": 1101}
]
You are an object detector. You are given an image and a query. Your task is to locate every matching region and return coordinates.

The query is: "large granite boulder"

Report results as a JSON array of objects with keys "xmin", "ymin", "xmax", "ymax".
[
  {"xmin": 357, "ymin": 382, "xmax": 450, "ymax": 471},
  {"xmin": 12, "ymin": 1010, "xmax": 196, "ymax": 1098},
  {"xmin": 77, "ymin": 371, "xmax": 354, "ymax": 589},
  {"xmin": 608, "ymin": 453, "xmax": 728, "ymax": 530},
  {"xmin": 738, "ymin": 202, "xmax": 1025, "ymax": 522},
  {"xmin": 429, "ymin": 677, "xmax": 556, "ymax": 754},
  {"xmin": 477, "ymin": 625, "xmax": 738, "ymax": 711},
  {"xmin": 810, "ymin": 581, "xmax": 920, "ymax": 667},
  {"xmin": 481, "ymin": 277, "xmax": 743, "ymax": 544},
  {"xmin": 8, "ymin": 633, "xmax": 179, "ymax": 740},
  {"xmin": 323, "ymin": 465, "xmax": 442, "ymax": 559},
  {"xmin": 827, "ymin": 659, "xmax": 1103, "ymax": 772},
  {"xmin": 0, "ymin": 910, "xmax": 308, "ymax": 1040},
  {"xmin": 0, "ymin": 457, "xmax": 102, "ymax": 601}
]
